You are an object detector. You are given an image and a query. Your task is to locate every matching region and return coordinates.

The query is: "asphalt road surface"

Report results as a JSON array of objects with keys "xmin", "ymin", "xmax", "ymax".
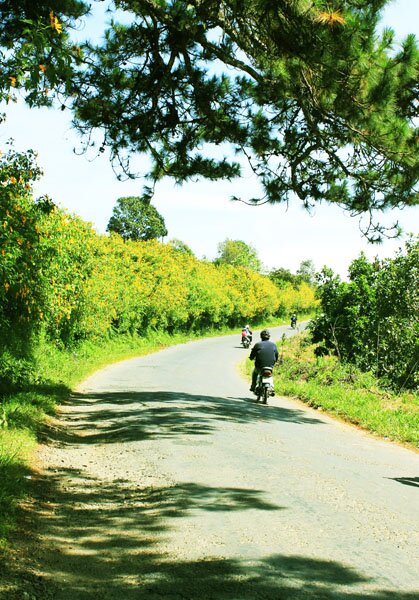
[{"xmin": 28, "ymin": 325, "xmax": 419, "ymax": 599}]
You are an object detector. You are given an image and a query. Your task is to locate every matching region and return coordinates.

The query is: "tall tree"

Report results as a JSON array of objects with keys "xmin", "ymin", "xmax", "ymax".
[
  {"xmin": 167, "ymin": 238, "xmax": 195, "ymax": 256},
  {"xmin": 296, "ymin": 259, "xmax": 317, "ymax": 286},
  {"xmin": 107, "ymin": 196, "xmax": 168, "ymax": 241},
  {"xmin": 269, "ymin": 267, "xmax": 296, "ymax": 288},
  {"xmin": 215, "ymin": 239, "xmax": 262, "ymax": 271},
  {"xmin": 1, "ymin": 1, "xmax": 418, "ymax": 236}
]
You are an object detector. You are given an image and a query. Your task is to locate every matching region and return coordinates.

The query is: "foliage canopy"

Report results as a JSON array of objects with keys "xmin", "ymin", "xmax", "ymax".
[
  {"xmin": 215, "ymin": 239, "xmax": 262, "ymax": 271},
  {"xmin": 270, "ymin": 260, "xmax": 317, "ymax": 288},
  {"xmin": 296, "ymin": 259, "xmax": 317, "ymax": 286},
  {"xmin": 1, "ymin": 1, "xmax": 418, "ymax": 236},
  {"xmin": 107, "ymin": 195, "xmax": 168, "ymax": 240},
  {"xmin": 1, "ymin": 148, "xmax": 317, "ymax": 362},
  {"xmin": 310, "ymin": 239, "xmax": 419, "ymax": 390}
]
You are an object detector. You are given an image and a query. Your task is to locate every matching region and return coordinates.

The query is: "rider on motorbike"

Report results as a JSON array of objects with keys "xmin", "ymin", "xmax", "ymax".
[
  {"xmin": 291, "ymin": 312, "xmax": 297, "ymax": 328},
  {"xmin": 249, "ymin": 329, "xmax": 279, "ymax": 393},
  {"xmin": 241, "ymin": 324, "xmax": 253, "ymax": 344}
]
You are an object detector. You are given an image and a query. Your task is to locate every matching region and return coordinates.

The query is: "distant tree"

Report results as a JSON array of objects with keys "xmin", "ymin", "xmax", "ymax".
[
  {"xmin": 269, "ymin": 267, "xmax": 296, "ymax": 288},
  {"xmin": 107, "ymin": 196, "xmax": 167, "ymax": 241},
  {"xmin": 296, "ymin": 260, "xmax": 317, "ymax": 286},
  {"xmin": 215, "ymin": 239, "xmax": 262, "ymax": 272},
  {"xmin": 167, "ymin": 238, "xmax": 194, "ymax": 256}
]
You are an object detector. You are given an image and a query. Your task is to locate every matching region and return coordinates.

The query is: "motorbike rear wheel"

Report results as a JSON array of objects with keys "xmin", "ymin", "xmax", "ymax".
[{"xmin": 262, "ymin": 386, "xmax": 268, "ymax": 404}]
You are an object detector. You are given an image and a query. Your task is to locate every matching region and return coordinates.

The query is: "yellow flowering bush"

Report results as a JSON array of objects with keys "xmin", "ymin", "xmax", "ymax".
[
  {"xmin": 1, "ymin": 148, "xmax": 46, "ymax": 344},
  {"xmin": 1, "ymin": 147, "xmax": 318, "ymax": 379}
]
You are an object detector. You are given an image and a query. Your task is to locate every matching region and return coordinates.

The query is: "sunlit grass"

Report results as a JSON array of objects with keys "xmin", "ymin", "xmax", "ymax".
[
  {"xmin": 271, "ymin": 334, "xmax": 418, "ymax": 447},
  {"xmin": 0, "ymin": 429, "xmax": 35, "ymax": 546}
]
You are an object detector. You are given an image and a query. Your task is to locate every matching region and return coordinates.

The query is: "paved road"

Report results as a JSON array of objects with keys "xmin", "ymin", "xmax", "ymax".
[{"xmin": 33, "ymin": 325, "xmax": 418, "ymax": 599}]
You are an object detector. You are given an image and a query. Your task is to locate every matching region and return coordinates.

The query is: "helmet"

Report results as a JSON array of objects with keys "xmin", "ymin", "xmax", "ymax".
[
  {"xmin": 245, "ymin": 324, "xmax": 249, "ymax": 328},
  {"xmin": 260, "ymin": 329, "xmax": 270, "ymax": 340}
]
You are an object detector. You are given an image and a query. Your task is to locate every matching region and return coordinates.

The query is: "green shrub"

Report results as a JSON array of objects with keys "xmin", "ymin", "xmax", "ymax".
[
  {"xmin": 310, "ymin": 240, "xmax": 419, "ymax": 390},
  {"xmin": 0, "ymin": 352, "xmax": 41, "ymax": 394}
]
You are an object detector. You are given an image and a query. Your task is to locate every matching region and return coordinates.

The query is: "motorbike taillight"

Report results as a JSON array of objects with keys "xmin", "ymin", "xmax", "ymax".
[{"xmin": 262, "ymin": 369, "xmax": 272, "ymax": 376}]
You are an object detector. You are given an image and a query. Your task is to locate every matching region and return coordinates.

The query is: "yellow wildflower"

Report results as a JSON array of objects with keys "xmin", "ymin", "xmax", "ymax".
[
  {"xmin": 9, "ymin": 76, "xmax": 16, "ymax": 87},
  {"xmin": 9, "ymin": 176, "xmax": 17, "ymax": 184},
  {"xmin": 315, "ymin": 10, "xmax": 346, "ymax": 26},
  {"xmin": 49, "ymin": 11, "xmax": 63, "ymax": 34},
  {"xmin": 39, "ymin": 64, "xmax": 47, "ymax": 73}
]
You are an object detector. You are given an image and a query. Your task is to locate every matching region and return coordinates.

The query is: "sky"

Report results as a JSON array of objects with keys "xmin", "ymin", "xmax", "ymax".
[{"xmin": 1, "ymin": 0, "xmax": 418, "ymax": 277}]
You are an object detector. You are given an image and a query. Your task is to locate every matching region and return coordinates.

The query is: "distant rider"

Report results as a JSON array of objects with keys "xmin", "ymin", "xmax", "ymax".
[
  {"xmin": 241, "ymin": 324, "xmax": 253, "ymax": 344},
  {"xmin": 249, "ymin": 329, "xmax": 279, "ymax": 392},
  {"xmin": 291, "ymin": 313, "xmax": 297, "ymax": 328}
]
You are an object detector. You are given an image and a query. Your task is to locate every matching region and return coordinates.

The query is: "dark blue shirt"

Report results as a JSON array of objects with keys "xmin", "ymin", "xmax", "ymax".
[{"xmin": 249, "ymin": 340, "xmax": 279, "ymax": 368}]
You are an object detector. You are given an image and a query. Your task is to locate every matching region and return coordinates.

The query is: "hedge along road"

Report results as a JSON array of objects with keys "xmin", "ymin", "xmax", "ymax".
[{"xmin": 24, "ymin": 326, "xmax": 419, "ymax": 598}]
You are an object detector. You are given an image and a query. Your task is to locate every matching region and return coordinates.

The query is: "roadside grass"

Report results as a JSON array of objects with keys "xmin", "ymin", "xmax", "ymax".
[
  {"xmin": 0, "ymin": 313, "xmax": 310, "ymax": 546},
  {"xmin": 0, "ymin": 429, "xmax": 35, "ymax": 547},
  {"xmin": 268, "ymin": 333, "xmax": 418, "ymax": 448}
]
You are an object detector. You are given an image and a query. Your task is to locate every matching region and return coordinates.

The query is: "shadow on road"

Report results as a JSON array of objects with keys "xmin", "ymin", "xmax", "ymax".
[
  {"xmin": 387, "ymin": 477, "xmax": 419, "ymax": 488},
  {"xmin": 2, "ymin": 468, "xmax": 417, "ymax": 600},
  {"xmin": 44, "ymin": 390, "xmax": 324, "ymax": 446}
]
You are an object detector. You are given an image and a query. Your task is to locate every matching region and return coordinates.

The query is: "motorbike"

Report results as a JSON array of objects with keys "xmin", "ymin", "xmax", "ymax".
[
  {"xmin": 290, "ymin": 318, "xmax": 297, "ymax": 329},
  {"xmin": 241, "ymin": 332, "xmax": 251, "ymax": 348},
  {"xmin": 255, "ymin": 366, "xmax": 275, "ymax": 404}
]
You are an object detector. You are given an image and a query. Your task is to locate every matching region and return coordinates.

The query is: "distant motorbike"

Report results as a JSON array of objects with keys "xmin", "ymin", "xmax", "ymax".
[
  {"xmin": 255, "ymin": 367, "xmax": 275, "ymax": 404},
  {"xmin": 290, "ymin": 318, "xmax": 297, "ymax": 329},
  {"xmin": 241, "ymin": 331, "xmax": 251, "ymax": 348}
]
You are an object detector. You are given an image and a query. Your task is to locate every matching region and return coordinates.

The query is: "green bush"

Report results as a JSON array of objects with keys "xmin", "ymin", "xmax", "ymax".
[
  {"xmin": 310, "ymin": 239, "xmax": 419, "ymax": 390},
  {"xmin": 0, "ymin": 352, "xmax": 40, "ymax": 393}
]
